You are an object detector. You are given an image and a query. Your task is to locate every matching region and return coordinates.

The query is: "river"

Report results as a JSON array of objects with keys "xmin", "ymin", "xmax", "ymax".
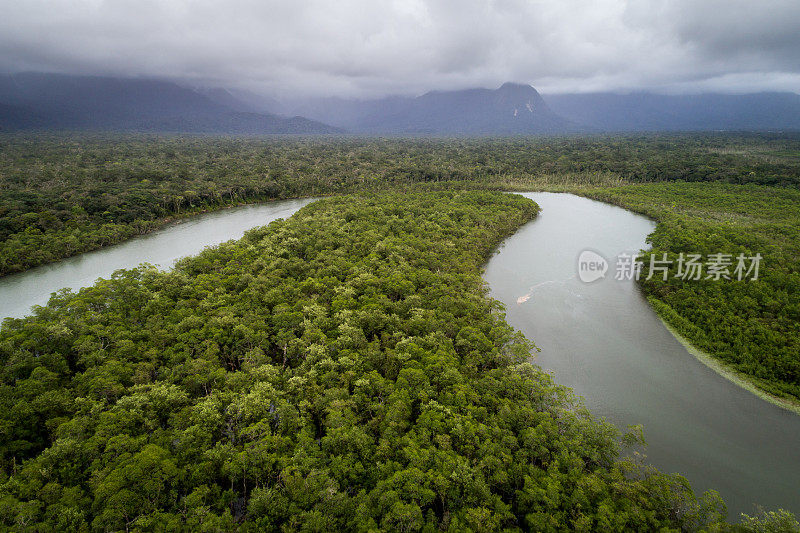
[
  {"xmin": 0, "ymin": 198, "xmax": 313, "ymax": 320},
  {"xmin": 484, "ymin": 192, "xmax": 800, "ymax": 519}
]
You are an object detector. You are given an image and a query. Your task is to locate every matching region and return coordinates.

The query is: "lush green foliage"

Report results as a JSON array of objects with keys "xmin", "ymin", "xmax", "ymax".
[
  {"xmin": 583, "ymin": 183, "xmax": 800, "ymax": 402},
  {"xmin": 1, "ymin": 134, "xmax": 798, "ymax": 529},
  {"xmin": 0, "ymin": 192, "xmax": 728, "ymax": 531},
  {"xmin": 2, "ymin": 133, "xmax": 800, "ymax": 275},
  {"xmin": 739, "ymin": 509, "xmax": 800, "ymax": 532}
]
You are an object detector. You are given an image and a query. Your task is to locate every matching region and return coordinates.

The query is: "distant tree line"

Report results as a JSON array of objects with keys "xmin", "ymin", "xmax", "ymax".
[{"xmin": 1, "ymin": 132, "xmax": 799, "ymax": 275}]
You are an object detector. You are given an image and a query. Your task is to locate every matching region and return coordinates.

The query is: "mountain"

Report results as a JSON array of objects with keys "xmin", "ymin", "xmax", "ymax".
[
  {"xmin": 291, "ymin": 82, "xmax": 579, "ymax": 135},
  {"xmin": 0, "ymin": 102, "xmax": 48, "ymax": 131},
  {"xmin": 544, "ymin": 91, "xmax": 800, "ymax": 132},
  {"xmin": 4, "ymin": 73, "xmax": 799, "ymax": 134},
  {"xmin": 291, "ymin": 83, "xmax": 800, "ymax": 134},
  {"xmin": 0, "ymin": 73, "xmax": 342, "ymax": 134},
  {"xmin": 199, "ymin": 87, "xmax": 285, "ymax": 115}
]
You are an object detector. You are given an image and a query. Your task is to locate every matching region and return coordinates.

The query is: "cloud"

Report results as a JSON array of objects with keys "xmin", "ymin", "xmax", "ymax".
[{"xmin": 0, "ymin": 0, "xmax": 798, "ymax": 97}]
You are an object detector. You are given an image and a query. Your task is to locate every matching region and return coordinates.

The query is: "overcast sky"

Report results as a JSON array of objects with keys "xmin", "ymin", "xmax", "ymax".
[{"xmin": 1, "ymin": 0, "xmax": 799, "ymax": 98}]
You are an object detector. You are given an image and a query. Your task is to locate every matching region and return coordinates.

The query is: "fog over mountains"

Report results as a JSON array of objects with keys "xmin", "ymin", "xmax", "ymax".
[
  {"xmin": 1, "ymin": 73, "xmax": 800, "ymax": 135},
  {"xmin": 286, "ymin": 83, "xmax": 578, "ymax": 135},
  {"xmin": 0, "ymin": 73, "xmax": 342, "ymax": 134},
  {"xmin": 546, "ymin": 92, "xmax": 800, "ymax": 132}
]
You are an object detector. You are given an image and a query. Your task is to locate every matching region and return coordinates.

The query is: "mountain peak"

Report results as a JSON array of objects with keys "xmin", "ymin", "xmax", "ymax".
[
  {"xmin": 498, "ymin": 81, "xmax": 533, "ymax": 89},
  {"xmin": 341, "ymin": 81, "xmax": 574, "ymax": 134},
  {"xmin": 497, "ymin": 82, "xmax": 539, "ymax": 95},
  {"xmin": 493, "ymin": 82, "xmax": 547, "ymax": 114}
]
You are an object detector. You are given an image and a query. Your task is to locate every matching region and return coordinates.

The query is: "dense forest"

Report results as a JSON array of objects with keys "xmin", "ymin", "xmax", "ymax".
[
  {"xmin": 1, "ymin": 134, "xmax": 799, "ymax": 530},
  {"xmin": 0, "ymin": 192, "xmax": 732, "ymax": 530},
  {"xmin": 2, "ymin": 133, "xmax": 798, "ymax": 403},
  {"xmin": 1, "ymin": 133, "xmax": 800, "ymax": 275}
]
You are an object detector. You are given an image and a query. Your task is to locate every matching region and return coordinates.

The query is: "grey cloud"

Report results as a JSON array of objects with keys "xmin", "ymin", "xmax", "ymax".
[{"xmin": 0, "ymin": 0, "xmax": 798, "ymax": 97}]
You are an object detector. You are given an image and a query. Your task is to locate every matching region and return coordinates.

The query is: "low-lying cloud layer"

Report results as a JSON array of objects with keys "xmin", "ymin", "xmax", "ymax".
[{"xmin": 1, "ymin": 0, "xmax": 798, "ymax": 97}]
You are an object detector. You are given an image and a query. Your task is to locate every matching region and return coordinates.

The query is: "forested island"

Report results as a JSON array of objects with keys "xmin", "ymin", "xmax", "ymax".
[{"xmin": 1, "ymin": 133, "xmax": 799, "ymax": 530}]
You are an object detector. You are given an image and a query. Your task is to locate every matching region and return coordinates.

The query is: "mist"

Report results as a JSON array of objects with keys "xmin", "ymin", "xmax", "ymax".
[{"xmin": 1, "ymin": 0, "xmax": 799, "ymax": 99}]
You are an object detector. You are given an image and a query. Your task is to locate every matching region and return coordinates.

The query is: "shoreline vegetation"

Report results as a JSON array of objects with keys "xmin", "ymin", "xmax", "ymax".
[
  {"xmin": 0, "ymin": 192, "xmax": 329, "ymax": 277},
  {"xmin": 650, "ymin": 299, "xmax": 800, "ymax": 416},
  {"xmin": 504, "ymin": 187, "xmax": 800, "ymax": 415},
  {"xmin": 576, "ymin": 183, "xmax": 800, "ymax": 406}
]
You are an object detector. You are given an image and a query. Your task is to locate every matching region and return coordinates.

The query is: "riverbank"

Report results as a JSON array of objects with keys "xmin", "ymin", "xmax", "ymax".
[
  {"xmin": 0, "ymin": 198, "xmax": 315, "ymax": 320},
  {"xmin": 485, "ymin": 191, "xmax": 800, "ymax": 517},
  {"xmin": 519, "ymin": 186, "xmax": 800, "ymax": 414},
  {"xmin": 569, "ymin": 182, "xmax": 800, "ymax": 407},
  {"xmin": 0, "ymin": 193, "xmax": 327, "ymax": 278},
  {"xmin": 649, "ymin": 296, "xmax": 800, "ymax": 416},
  {"xmin": 574, "ymin": 184, "xmax": 800, "ymax": 415},
  {"xmin": 575, "ymin": 186, "xmax": 800, "ymax": 415}
]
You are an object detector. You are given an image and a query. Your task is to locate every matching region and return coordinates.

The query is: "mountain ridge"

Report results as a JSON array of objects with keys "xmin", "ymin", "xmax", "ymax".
[
  {"xmin": 544, "ymin": 91, "xmax": 800, "ymax": 132},
  {"xmin": 0, "ymin": 73, "xmax": 342, "ymax": 134},
  {"xmin": 2, "ymin": 73, "xmax": 800, "ymax": 134},
  {"xmin": 291, "ymin": 82, "xmax": 579, "ymax": 135}
]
